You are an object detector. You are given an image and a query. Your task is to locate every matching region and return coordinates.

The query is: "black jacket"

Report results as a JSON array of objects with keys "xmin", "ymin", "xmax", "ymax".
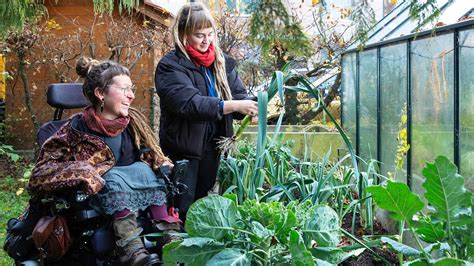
[{"xmin": 155, "ymin": 49, "xmax": 249, "ymax": 159}]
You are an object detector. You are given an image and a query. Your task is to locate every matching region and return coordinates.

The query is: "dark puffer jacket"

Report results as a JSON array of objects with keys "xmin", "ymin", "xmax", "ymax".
[{"xmin": 155, "ymin": 49, "xmax": 249, "ymax": 159}]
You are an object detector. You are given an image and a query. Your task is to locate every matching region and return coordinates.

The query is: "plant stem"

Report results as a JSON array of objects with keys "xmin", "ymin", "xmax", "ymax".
[
  {"xmin": 248, "ymin": 250, "xmax": 266, "ymax": 266},
  {"xmin": 407, "ymin": 222, "xmax": 430, "ymax": 261},
  {"xmin": 235, "ymin": 115, "xmax": 252, "ymax": 138},
  {"xmin": 227, "ymin": 227, "xmax": 257, "ymax": 237},
  {"xmin": 232, "ymin": 239, "xmax": 268, "ymax": 252},
  {"xmin": 341, "ymin": 228, "xmax": 391, "ymax": 265},
  {"xmin": 398, "ymin": 221, "xmax": 405, "ymax": 265}
]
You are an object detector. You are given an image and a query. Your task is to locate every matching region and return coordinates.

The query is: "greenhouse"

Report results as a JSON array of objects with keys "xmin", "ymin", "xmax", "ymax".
[{"xmin": 341, "ymin": 0, "xmax": 474, "ymax": 194}]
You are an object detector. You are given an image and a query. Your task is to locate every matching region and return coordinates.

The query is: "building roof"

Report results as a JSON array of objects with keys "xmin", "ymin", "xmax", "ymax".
[
  {"xmin": 136, "ymin": 0, "xmax": 185, "ymax": 27},
  {"xmin": 144, "ymin": 0, "xmax": 186, "ymax": 17},
  {"xmin": 345, "ymin": 0, "xmax": 474, "ymax": 52}
]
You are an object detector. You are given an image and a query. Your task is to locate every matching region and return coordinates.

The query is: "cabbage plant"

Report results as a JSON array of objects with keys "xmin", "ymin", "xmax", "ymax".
[
  {"xmin": 162, "ymin": 195, "xmax": 364, "ymax": 265},
  {"xmin": 366, "ymin": 155, "xmax": 473, "ymax": 264}
]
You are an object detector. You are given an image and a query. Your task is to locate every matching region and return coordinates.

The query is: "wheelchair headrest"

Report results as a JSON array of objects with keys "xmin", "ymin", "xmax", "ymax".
[{"xmin": 47, "ymin": 83, "xmax": 90, "ymax": 109}]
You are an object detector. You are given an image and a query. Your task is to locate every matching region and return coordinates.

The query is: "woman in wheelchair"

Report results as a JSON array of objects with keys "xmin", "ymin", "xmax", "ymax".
[{"xmin": 27, "ymin": 58, "xmax": 180, "ymax": 266}]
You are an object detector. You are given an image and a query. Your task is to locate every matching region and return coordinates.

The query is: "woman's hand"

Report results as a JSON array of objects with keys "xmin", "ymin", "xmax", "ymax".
[
  {"xmin": 251, "ymin": 116, "xmax": 258, "ymax": 124},
  {"xmin": 223, "ymin": 100, "xmax": 258, "ymax": 116},
  {"xmin": 162, "ymin": 160, "xmax": 174, "ymax": 170}
]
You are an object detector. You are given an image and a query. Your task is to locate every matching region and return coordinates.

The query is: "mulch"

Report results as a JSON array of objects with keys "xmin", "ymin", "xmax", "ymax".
[{"xmin": 340, "ymin": 212, "xmax": 399, "ymax": 265}]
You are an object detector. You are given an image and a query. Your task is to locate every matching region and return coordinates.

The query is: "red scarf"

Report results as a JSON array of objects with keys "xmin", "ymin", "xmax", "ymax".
[
  {"xmin": 185, "ymin": 43, "xmax": 216, "ymax": 67},
  {"xmin": 82, "ymin": 105, "xmax": 129, "ymax": 137}
]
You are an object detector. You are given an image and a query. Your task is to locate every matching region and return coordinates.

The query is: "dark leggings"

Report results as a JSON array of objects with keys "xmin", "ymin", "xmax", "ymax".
[
  {"xmin": 170, "ymin": 147, "xmax": 220, "ymax": 223},
  {"xmin": 170, "ymin": 123, "xmax": 221, "ymax": 223}
]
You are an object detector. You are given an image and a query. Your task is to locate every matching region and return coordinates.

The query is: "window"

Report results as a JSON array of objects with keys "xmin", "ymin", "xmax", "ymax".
[
  {"xmin": 226, "ymin": 0, "xmax": 251, "ymax": 15},
  {"xmin": 359, "ymin": 49, "xmax": 378, "ymax": 167},
  {"xmin": 341, "ymin": 53, "xmax": 357, "ymax": 153},
  {"xmin": 380, "ymin": 43, "xmax": 407, "ymax": 183},
  {"xmin": 459, "ymin": 28, "xmax": 474, "ymax": 191},
  {"xmin": 411, "ymin": 33, "xmax": 454, "ymax": 196}
]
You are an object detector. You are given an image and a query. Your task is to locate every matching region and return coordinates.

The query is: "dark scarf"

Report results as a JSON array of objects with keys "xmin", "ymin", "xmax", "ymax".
[
  {"xmin": 82, "ymin": 105, "xmax": 129, "ymax": 137},
  {"xmin": 185, "ymin": 43, "xmax": 216, "ymax": 67}
]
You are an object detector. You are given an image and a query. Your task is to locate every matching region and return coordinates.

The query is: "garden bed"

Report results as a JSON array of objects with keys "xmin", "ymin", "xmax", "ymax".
[{"xmin": 340, "ymin": 213, "xmax": 398, "ymax": 265}]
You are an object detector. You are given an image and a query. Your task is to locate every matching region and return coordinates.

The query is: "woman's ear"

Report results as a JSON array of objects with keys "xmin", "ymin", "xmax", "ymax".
[{"xmin": 94, "ymin": 87, "xmax": 105, "ymax": 101}]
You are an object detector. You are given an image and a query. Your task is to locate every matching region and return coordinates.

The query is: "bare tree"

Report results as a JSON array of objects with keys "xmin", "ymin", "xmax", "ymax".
[
  {"xmin": 212, "ymin": 5, "xmax": 267, "ymax": 94},
  {"xmin": 104, "ymin": 14, "xmax": 170, "ymax": 70},
  {"xmin": 215, "ymin": 8, "xmax": 249, "ymax": 57},
  {"xmin": 297, "ymin": 4, "xmax": 356, "ymax": 124},
  {"xmin": 34, "ymin": 18, "xmax": 89, "ymax": 83},
  {"xmin": 5, "ymin": 25, "xmax": 41, "ymax": 130}
]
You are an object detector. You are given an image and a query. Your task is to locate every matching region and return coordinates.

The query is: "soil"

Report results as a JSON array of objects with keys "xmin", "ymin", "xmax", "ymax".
[
  {"xmin": 0, "ymin": 155, "xmax": 32, "ymax": 188},
  {"xmin": 340, "ymin": 212, "xmax": 399, "ymax": 265},
  {"xmin": 0, "ymin": 156, "xmax": 21, "ymax": 178}
]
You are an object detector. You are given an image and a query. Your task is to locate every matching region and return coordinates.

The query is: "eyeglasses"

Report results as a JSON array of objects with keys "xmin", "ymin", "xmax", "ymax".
[{"xmin": 106, "ymin": 84, "xmax": 137, "ymax": 96}]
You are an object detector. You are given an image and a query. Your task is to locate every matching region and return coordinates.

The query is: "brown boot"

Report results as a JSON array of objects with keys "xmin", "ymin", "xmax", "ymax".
[
  {"xmin": 153, "ymin": 221, "xmax": 183, "ymax": 251},
  {"xmin": 113, "ymin": 213, "xmax": 161, "ymax": 266}
]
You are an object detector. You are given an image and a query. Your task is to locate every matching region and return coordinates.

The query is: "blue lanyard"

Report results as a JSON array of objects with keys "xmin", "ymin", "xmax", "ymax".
[{"xmin": 202, "ymin": 66, "xmax": 217, "ymax": 98}]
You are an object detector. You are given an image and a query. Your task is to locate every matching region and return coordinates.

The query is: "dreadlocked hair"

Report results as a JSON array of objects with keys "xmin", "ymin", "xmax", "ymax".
[
  {"xmin": 172, "ymin": 2, "xmax": 232, "ymax": 100},
  {"xmin": 76, "ymin": 57, "xmax": 169, "ymax": 169},
  {"xmin": 128, "ymin": 107, "xmax": 169, "ymax": 170}
]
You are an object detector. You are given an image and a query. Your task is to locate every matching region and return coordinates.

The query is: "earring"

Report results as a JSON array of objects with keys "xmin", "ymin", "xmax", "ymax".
[{"xmin": 100, "ymin": 99, "xmax": 104, "ymax": 112}]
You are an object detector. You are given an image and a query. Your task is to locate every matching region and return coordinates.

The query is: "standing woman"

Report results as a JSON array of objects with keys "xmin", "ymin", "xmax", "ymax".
[{"xmin": 154, "ymin": 2, "xmax": 257, "ymax": 221}]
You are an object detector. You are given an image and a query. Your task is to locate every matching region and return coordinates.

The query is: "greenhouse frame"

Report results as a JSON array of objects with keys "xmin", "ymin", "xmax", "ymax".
[{"xmin": 341, "ymin": 0, "xmax": 474, "ymax": 194}]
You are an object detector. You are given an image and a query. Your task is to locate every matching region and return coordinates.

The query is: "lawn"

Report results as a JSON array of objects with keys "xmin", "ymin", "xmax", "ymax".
[
  {"xmin": 0, "ymin": 190, "xmax": 29, "ymax": 265},
  {"xmin": 0, "ymin": 157, "xmax": 32, "ymax": 265}
]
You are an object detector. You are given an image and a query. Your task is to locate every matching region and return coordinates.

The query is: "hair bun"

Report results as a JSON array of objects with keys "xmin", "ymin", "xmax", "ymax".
[{"xmin": 76, "ymin": 56, "xmax": 100, "ymax": 78}]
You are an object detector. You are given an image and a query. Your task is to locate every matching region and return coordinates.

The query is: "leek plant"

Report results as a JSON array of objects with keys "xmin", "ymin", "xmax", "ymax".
[
  {"xmin": 219, "ymin": 137, "xmax": 299, "ymax": 203},
  {"xmin": 284, "ymin": 74, "xmax": 373, "ymax": 232},
  {"xmin": 220, "ymin": 65, "xmax": 374, "ymax": 230},
  {"xmin": 217, "ymin": 64, "xmax": 290, "ymax": 153}
]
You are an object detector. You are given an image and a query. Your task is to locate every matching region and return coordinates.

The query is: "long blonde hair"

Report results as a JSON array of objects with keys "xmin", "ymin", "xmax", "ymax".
[{"xmin": 172, "ymin": 2, "xmax": 232, "ymax": 100}]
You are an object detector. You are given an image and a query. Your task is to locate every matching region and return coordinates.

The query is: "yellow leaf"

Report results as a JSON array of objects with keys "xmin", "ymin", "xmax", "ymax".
[
  {"xmin": 387, "ymin": 172, "xmax": 394, "ymax": 180},
  {"xmin": 401, "ymin": 114, "xmax": 407, "ymax": 125},
  {"xmin": 312, "ymin": 0, "xmax": 320, "ymax": 6},
  {"xmin": 391, "ymin": 0, "xmax": 397, "ymax": 5},
  {"xmin": 16, "ymin": 188, "xmax": 24, "ymax": 196},
  {"xmin": 338, "ymin": 38, "xmax": 345, "ymax": 47},
  {"xmin": 399, "ymin": 128, "xmax": 407, "ymax": 140}
]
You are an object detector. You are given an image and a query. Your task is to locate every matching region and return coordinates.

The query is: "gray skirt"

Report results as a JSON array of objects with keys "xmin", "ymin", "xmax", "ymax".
[{"xmin": 91, "ymin": 161, "xmax": 167, "ymax": 215}]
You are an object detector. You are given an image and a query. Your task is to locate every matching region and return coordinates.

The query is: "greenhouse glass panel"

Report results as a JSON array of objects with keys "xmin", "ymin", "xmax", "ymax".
[
  {"xmin": 384, "ymin": 0, "xmax": 472, "ymax": 40},
  {"xmin": 367, "ymin": 9, "xmax": 411, "ymax": 45},
  {"xmin": 382, "ymin": 0, "xmax": 452, "ymax": 40},
  {"xmin": 459, "ymin": 28, "xmax": 474, "ymax": 191},
  {"xmin": 358, "ymin": 49, "xmax": 378, "ymax": 167},
  {"xmin": 411, "ymin": 33, "xmax": 454, "ymax": 196},
  {"xmin": 380, "ymin": 42, "xmax": 407, "ymax": 183},
  {"xmin": 348, "ymin": 1, "xmax": 411, "ymax": 49},
  {"xmin": 419, "ymin": 1, "xmax": 473, "ymax": 31},
  {"xmin": 342, "ymin": 53, "xmax": 357, "ymax": 152}
]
